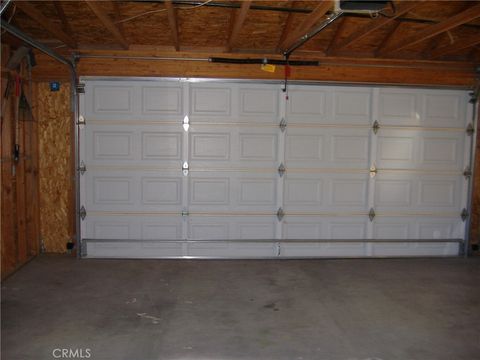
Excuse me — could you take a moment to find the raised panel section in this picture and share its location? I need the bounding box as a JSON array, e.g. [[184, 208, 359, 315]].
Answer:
[[189, 223, 229, 240], [190, 87, 231, 116], [142, 132, 182, 160], [333, 89, 371, 123], [424, 94, 461, 127], [286, 135, 323, 161], [286, 89, 326, 121], [373, 223, 409, 239], [142, 86, 182, 115], [331, 136, 368, 162], [190, 178, 229, 205], [283, 222, 322, 239], [190, 133, 230, 160], [239, 88, 278, 118], [238, 179, 276, 205], [418, 222, 453, 239], [418, 180, 455, 207], [141, 178, 182, 205], [141, 222, 182, 240], [93, 131, 133, 160], [93, 177, 132, 204], [239, 134, 277, 161], [284, 179, 323, 206], [93, 222, 131, 239], [330, 223, 366, 239], [237, 223, 275, 239], [379, 92, 417, 123], [421, 137, 458, 164], [330, 179, 367, 207], [375, 180, 412, 207], [377, 136, 414, 162], [93, 86, 133, 113]]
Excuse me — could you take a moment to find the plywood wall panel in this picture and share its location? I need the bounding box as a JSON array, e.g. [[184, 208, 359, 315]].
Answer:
[[36, 83, 72, 253]]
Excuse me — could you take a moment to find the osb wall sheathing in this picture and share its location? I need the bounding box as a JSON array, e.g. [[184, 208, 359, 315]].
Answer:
[[36, 82, 72, 253]]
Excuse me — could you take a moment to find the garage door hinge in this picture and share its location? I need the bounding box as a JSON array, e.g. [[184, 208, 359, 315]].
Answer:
[[181, 209, 189, 217], [466, 123, 475, 136], [78, 161, 86, 175], [77, 115, 86, 125], [278, 163, 286, 177], [75, 83, 85, 94], [463, 166, 472, 179], [277, 207, 285, 221], [369, 164, 377, 178], [368, 208, 376, 221], [79, 206, 87, 220], [276, 243, 281, 256], [372, 120, 380, 134], [279, 118, 287, 132], [182, 161, 189, 176], [461, 208, 468, 222]]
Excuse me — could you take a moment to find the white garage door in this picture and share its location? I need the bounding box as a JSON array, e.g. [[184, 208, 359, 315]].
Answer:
[[78, 78, 474, 258]]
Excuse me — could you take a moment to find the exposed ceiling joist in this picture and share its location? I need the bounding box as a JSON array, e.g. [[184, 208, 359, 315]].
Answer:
[[52, 2, 74, 39], [379, 3, 480, 56], [374, 20, 402, 56], [85, 0, 129, 50], [164, 0, 180, 51], [276, 2, 296, 52], [430, 34, 480, 59], [330, 1, 422, 53], [226, 0, 252, 52], [15, 1, 77, 48], [326, 17, 349, 55], [280, 0, 333, 51]]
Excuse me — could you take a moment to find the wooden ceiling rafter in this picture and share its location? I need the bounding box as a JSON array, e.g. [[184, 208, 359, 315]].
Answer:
[[276, 2, 296, 52], [279, 0, 333, 52], [52, 2, 74, 39], [378, 3, 480, 57], [15, 1, 77, 49], [84, 0, 129, 50], [329, 1, 423, 54], [374, 20, 402, 56], [164, 0, 180, 51], [325, 17, 349, 55], [226, 0, 252, 52], [430, 34, 480, 59]]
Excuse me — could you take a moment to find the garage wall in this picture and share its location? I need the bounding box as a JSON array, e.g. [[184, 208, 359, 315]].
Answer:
[[36, 82, 73, 253]]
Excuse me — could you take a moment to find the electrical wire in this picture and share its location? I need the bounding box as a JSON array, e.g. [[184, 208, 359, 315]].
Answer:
[[115, 0, 213, 24]]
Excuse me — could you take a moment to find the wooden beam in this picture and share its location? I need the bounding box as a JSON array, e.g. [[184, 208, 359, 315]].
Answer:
[[276, 2, 296, 52], [430, 34, 480, 59], [379, 3, 480, 56], [374, 20, 402, 56], [15, 2, 77, 48], [331, 1, 422, 53], [84, 0, 129, 50], [164, 0, 180, 51], [52, 2, 74, 38], [325, 17, 349, 55], [280, 1, 333, 51], [226, 0, 252, 52]]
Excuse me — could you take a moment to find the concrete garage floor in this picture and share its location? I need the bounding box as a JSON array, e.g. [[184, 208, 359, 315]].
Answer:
[[2, 255, 480, 360]]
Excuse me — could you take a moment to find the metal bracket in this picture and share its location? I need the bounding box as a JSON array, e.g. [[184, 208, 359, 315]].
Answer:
[[368, 208, 376, 222], [182, 115, 190, 132], [278, 163, 286, 177], [182, 161, 189, 176], [77, 115, 85, 125], [277, 207, 285, 221], [463, 166, 472, 180], [78, 161, 86, 175], [372, 120, 380, 135], [75, 82, 85, 94], [466, 123, 475, 136], [369, 164, 377, 178], [79, 206, 87, 221], [181, 209, 189, 217], [461, 208, 469, 222], [276, 243, 281, 256], [279, 118, 287, 132]]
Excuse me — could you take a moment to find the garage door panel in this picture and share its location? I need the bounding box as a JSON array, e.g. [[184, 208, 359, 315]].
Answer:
[[87, 241, 183, 258], [285, 128, 370, 168], [86, 171, 183, 211], [374, 174, 462, 212], [422, 91, 467, 128], [283, 219, 324, 239], [332, 87, 372, 123], [86, 124, 184, 166], [141, 85, 183, 116], [371, 242, 459, 257], [376, 130, 465, 170], [280, 243, 367, 257], [187, 242, 275, 258]]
